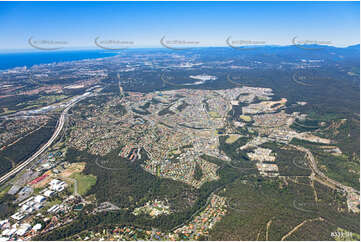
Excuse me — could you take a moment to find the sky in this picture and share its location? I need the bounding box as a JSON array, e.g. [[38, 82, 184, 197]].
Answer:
[[0, 1, 359, 51]]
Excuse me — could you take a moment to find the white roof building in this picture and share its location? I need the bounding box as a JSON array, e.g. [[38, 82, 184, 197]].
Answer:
[[34, 203, 43, 210], [16, 223, 31, 236], [25, 207, 34, 214], [32, 223, 42, 231], [1, 228, 10, 237], [34, 195, 46, 203], [19, 196, 33, 207], [21, 204, 29, 212], [44, 190, 55, 197], [2, 228, 16, 237], [47, 205, 60, 213], [50, 181, 66, 192], [49, 179, 61, 186], [41, 163, 52, 169], [11, 212, 25, 221], [49, 179, 67, 192]]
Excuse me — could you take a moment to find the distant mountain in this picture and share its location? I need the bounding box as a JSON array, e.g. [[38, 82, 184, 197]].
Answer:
[[346, 44, 360, 50]]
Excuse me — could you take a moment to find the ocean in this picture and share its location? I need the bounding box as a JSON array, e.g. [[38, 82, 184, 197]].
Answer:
[[0, 50, 118, 70]]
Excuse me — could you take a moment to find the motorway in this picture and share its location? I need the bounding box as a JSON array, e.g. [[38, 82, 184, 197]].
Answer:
[[0, 92, 91, 185], [290, 144, 358, 194]]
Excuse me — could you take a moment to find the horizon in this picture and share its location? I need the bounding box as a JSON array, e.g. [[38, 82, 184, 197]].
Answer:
[[0, 1, 359, 51], [0, 42, 359, 54]]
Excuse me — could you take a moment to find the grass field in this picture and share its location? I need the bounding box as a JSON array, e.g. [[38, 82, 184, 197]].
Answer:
[[71, 173, 97, 196], [225, 134, 241, 144], [0, 185, 11, 199], [239, 115, 252, 122]]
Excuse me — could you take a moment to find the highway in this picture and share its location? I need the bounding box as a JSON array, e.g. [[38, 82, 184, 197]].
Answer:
[[290, 144, 358, 194], [0, 92, 91, 185]]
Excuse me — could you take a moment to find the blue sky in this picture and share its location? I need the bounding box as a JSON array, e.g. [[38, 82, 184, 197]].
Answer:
[[0, 1, 359, 50]]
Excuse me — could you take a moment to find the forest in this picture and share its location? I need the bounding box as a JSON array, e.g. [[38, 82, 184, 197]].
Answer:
[[0, 117, 56, 176]]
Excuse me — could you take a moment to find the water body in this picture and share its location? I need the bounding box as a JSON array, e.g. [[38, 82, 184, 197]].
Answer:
[[0, 50, 118, 70]]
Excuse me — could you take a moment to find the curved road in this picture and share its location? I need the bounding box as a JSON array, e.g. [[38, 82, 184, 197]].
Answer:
[[289, 144, 358, 194], [0, 93, 90, 185]]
